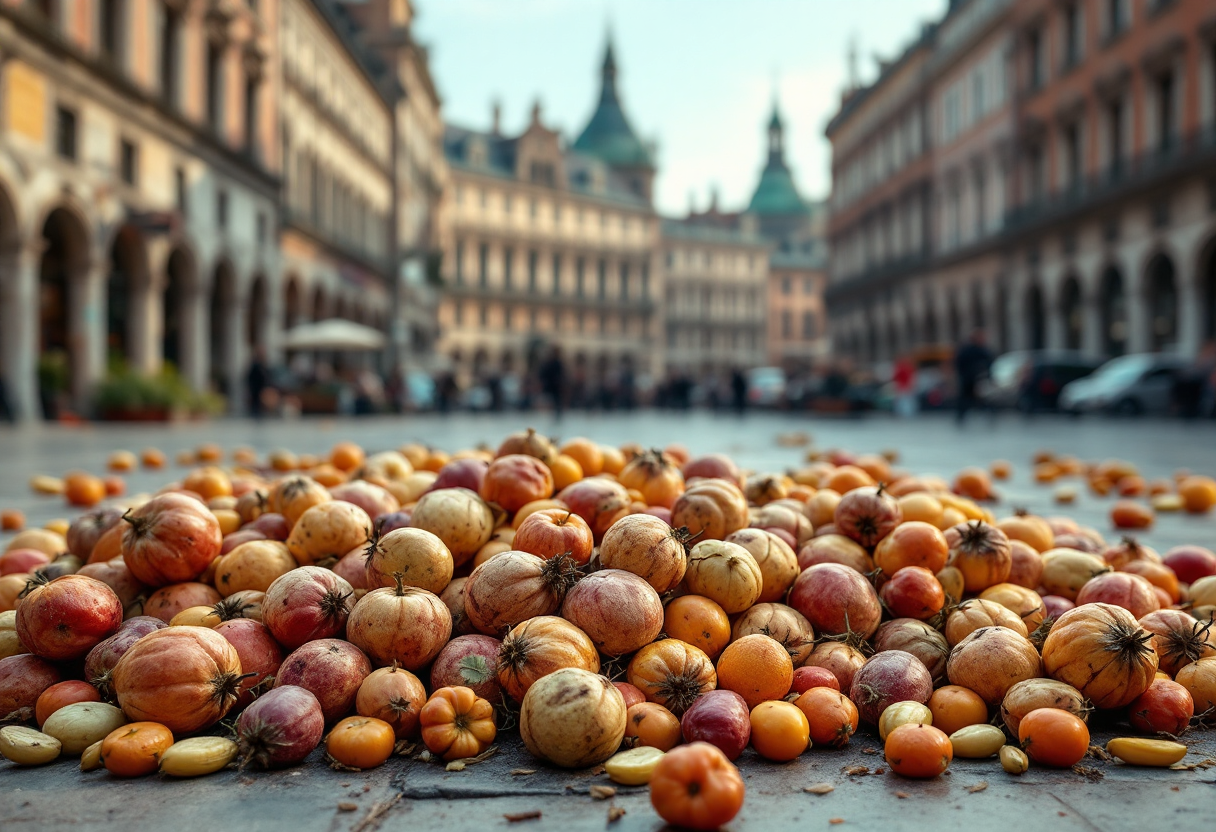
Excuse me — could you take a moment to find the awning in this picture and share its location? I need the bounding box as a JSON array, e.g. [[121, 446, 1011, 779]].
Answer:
[[281, 319, 387, 352]]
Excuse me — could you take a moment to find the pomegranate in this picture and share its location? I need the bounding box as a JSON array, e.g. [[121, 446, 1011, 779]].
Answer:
[[872, 619, 949, 684], [215, 619, 283, 709], [120, 493, 222, 586], [849, 650, 933, 725], [274, 639, 372, 724], [262, 566, 354, 650], [0, 654, 62, 720], [430, 634, 504, 704], [834, 486, 902, 548], [680, 689, 751, 761], [237, 685, 325, 768], [84, 616, 167, 700], [788, 563, 882, 639], [560, 569, 664, 656], [16, 574, 123, 660]]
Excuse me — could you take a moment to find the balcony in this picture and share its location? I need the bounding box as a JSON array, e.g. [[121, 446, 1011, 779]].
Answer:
[[1003, 126, 1216, 235], [443, 282, 656, 315]]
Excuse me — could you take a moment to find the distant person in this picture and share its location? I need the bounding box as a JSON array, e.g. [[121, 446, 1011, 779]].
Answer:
[[539, 347, 566, 419], [954, 329, 994, 424], [246, 349, 270, 419], [0, 377, 13, 424], [823, 363, 849, 399], [893, 356, 918, 418], [435, 371, 458, 414], [731, 369, 747, 416]]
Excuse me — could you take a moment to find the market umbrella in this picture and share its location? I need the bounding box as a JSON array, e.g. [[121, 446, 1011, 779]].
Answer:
[[281, 319, 387, 352]]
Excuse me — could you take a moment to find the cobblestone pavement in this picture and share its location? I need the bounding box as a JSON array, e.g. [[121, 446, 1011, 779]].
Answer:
[[2, 411, 1216, 832]]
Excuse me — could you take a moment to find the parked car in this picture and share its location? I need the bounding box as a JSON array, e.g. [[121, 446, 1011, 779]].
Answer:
[[747, 367, 786, 408], [982, 350, 1104, 412], [1058, 354, 1189, 415]]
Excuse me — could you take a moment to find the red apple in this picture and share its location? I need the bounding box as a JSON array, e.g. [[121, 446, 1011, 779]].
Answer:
[[247, 513, 292, 541], [1163, 546, 1216, 585], [0, 548, 51, 576], [681, 454, 741, 485], [513, 509, 594, 564], [215, 619, 284, 709], [330, 481, 399, 520], [680, 689, 751, 761], [1041, 595, 1075, 620], [430, 634, 503, 704], [790, 666, 841, 695], [220, 528, 269, 555], [429, 458, 489, 494]]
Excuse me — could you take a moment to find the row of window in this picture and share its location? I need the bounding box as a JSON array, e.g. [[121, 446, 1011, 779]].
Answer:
[[453, 242, 651, 300], [454, 186, 648, 235], [778, 310, 822, 340], [834, 108, 925, 210], [1025, 0, 1134, 93], [665, 248, 763, 277], [779, 276, 818, 296], [665, 330, 762, 351], [939, 47, 1009, 145], [664, 287, 765, 318], [449, 302, 646, 337], [286, 148, 388, 259]]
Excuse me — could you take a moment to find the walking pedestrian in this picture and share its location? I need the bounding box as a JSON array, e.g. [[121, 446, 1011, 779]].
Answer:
[[246, 349, 271, 420], [954, 329, 993, 425], [893, 355, 918, 418], [538, 346, 566, 420], [731, 369, 747, 416]]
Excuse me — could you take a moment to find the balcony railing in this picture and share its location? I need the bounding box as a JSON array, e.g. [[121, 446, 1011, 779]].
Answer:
[[443, 282, 656, 315]]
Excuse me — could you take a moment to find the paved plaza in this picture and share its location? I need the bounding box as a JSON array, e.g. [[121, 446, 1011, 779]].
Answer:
[[2, 411, 1215, 832]]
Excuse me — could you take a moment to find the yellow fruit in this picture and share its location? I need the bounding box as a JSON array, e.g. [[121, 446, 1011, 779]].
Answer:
[[1151, 494, 1184, 512], [1105, 738, 1187, 767], [1000, 745, 1029, 774], [29, 475, 65, 495], [604, 746, 665, 785], [41, 702, 127, 756], [80, 740, 104, 771], [948, 724, 1004, 759], [0, 726, 61, 766], [878, 701, 932, 741], [159, 737, 239, 777]]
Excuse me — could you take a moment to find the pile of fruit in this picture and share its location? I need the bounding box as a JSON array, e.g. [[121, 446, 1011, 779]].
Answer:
[[2, 432, 1216, 830]]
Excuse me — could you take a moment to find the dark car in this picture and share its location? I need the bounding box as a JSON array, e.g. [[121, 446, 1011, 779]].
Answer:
[[982, 350, 1104, 413]]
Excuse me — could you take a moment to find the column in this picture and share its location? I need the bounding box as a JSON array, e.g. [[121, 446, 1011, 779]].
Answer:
[[227, 295, 248, 414], [1176, 271, 1202, 358], [0, 245, 41, 422], [128, 280, 162, 375], [71, 254, 107, 416], [1126, 278, 1150, 354], [182, 283, 208, 392], [1082, 287, 1105, 356]]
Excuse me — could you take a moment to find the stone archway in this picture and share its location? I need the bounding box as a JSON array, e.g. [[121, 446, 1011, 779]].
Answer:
[[39, 206, 92, 417], [161, 245, 197, 374], [107, 224, 150, 369], [283, 276, 302, 331], [312, 285, 327, 322], [946, 292, 962, 345], [209, 260, 238, 397], [1100, 266, 1127, 356], [970, 284, 986, 333], [0, 182, 24, 419], [1145, 253, 1178, 351], [247, 273, 268, 355], [1060, 275, 1083, 350], [923, 301, 939, 345], [1025, 283, 1046, 350]]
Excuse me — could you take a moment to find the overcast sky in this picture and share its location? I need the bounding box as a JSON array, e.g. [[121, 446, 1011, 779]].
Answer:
[[413, 0, 947, 216]]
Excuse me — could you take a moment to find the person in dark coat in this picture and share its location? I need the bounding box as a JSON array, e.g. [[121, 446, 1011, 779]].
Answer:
[[538, 346, 566, 419], [730, 369, 747, 416], [954, 329, 994, 424], [246, 349, 271, 419]]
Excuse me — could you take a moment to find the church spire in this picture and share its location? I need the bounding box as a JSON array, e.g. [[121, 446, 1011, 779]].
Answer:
[[767, 95, 785, 163]]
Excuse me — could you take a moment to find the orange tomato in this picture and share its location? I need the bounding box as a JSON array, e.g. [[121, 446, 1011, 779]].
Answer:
[[624, 702, 682, 751], [826, 465, 875, 494], [35, 680, 102, 726], [330, 442, 366, 473], [715, 634, 793, 709], [0, 510, 24, 532], [1111, 500, 1153, 530], [196, 444, 223, 463], [749, 700, 809, 761], [1018, 707, 1089, 768], [1179, 476, 1216, 513], [141, 448, 166, 469], [873, 521, 949, 576], [927, 685, 989, 736], [663, 595, 731, 660], [419, 686, 497, 762], [884, 723, 952, 778], [100, 722, 175, 777], [325, 716, 396, 769], [794, 687, 858, 748], [548, 454, 584, 492], [559, 438, 604, 477], [64, 471, 106, 508], [649, 742, 745, 831]]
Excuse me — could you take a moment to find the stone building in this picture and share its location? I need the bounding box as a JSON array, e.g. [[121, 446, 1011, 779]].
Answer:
[[661, 215, 769, 377], [436, 38, 661, 391], [279, 0, 394, 352], [0, 0, 281, 420], [826, 0, 1216, 365]]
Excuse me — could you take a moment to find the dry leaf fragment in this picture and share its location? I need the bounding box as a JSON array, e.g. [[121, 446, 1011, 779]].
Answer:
[[510, 769, 537, 776], [829, 819, 845, 825], [505, 811, 542, 823], [1087, 744, 1113, 762], [874, 768, 885, 775], [1071, 764, 1104, 781], [967, 782, 988, 793], [590, 765, 605, 775], [895, 792, 910, 799], [445, 761, 466, 772], [589, 785, 617, 800], [861, 747, 878, 755], [607, 807, 626, 823], [842, 765, 870, 776], [804, 783, 834, 795], [337, 803, 358, 812]]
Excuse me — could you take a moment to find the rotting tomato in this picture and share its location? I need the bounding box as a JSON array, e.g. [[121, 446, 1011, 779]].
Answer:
[[325, 716, 395, 769], [100, 722, 174, 777], [883, 722, 951, 778], [1018, 707, 1089, 768], [649, 741, 745, 831]]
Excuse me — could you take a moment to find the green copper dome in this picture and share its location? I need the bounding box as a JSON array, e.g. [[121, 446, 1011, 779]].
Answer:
[[573, 37, 654, 169], [747, 100, 807, 216]]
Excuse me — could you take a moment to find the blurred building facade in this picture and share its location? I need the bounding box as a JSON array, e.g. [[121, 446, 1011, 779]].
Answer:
[[825, 0, 1216, 363], [0, 0, 281, 420], [436, 38, 661, 389], [0, 0, 445, 421]]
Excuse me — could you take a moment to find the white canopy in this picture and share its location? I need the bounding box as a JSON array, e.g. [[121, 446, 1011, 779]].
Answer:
[[281, 319, 387, 352]]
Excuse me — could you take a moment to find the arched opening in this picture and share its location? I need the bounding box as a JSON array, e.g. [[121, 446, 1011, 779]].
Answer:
[[946, 293, 962, 344], [312, 285, 327, 322], [1060, 276, 1083, 350], [247, 273, 268, 355], [1100, 266, 1127, 356], [209, 261, 237, 396], [1145, 253, 1177, 351], [905, 308, 918, 350], [107, 225, 149, 368], [283, 277, 301, 331], [971, 284, 986, 332], [161, 246, 195, 371], [333, 297, 348, 321], [1026, 283, 1045, 350], [0, 184, 22, 417], [39, 207, 90, 418]]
